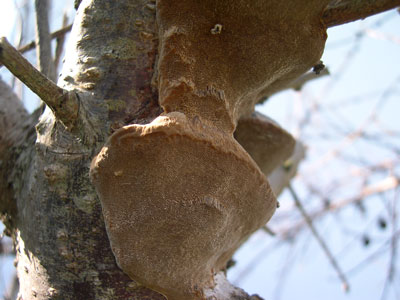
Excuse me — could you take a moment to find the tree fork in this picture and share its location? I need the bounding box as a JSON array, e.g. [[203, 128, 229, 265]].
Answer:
[[0, 38, 79, 129]]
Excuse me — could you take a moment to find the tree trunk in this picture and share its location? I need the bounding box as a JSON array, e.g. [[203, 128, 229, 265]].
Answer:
[[0, 0, 399, 299], [4, 1, 166, 299]]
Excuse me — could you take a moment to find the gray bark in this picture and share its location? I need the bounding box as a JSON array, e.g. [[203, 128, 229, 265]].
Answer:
[[34, 0, 57, 81], [4, 0, 165, 299]]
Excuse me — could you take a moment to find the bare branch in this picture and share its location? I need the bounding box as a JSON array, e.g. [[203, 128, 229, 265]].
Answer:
[[0, 24, 73, 69], [276, 176, 399, 239], [288, 184, 351, 292], [288, 69, 330, 91], [271, 69, 330, 98], [268, 142, 306, 197], [257, 68, 330, 103], [0, 236, 14, 255], [54, 14, 69, 72], [323, 0, 400, 28], [345, 230, 400, 276], [34, 0, 56, 81], [17, 24, 72, 55], [0, 38, 78, 129], [262, 226, 276, 236], [385, 188, 399, 288]]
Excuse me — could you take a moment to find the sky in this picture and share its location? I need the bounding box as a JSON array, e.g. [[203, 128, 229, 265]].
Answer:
[[234, 10, 400, 300], [0, 2, 16, 37], [0, 1, 399, 300]]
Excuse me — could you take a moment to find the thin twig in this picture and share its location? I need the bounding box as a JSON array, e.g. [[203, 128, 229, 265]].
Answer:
[[265, 69, 330, 99], [34, 0, 56, 81], [231, 240, 286, 286], [11, 0, 25, 92], [268, 141, 306, 197], [18, 24, 72, 54], [381, 186, 399, 300], [0, 38, 62, 99], [262, 226, 276, 236], [54, 14, 69, 72], [288, 69, 330, 91], [0, 24, 73, 69], [323, 0, 400, 28], [273, 243, 298, 300], [345, 229, 400, 276], [288, 183, 351, 292], [0, 37, 78, 129], [276, 176, 399, 238], [388, 187, 398, 281]]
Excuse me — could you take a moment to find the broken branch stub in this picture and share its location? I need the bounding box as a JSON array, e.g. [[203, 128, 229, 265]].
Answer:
[[0, 37, 79, 129], [90, 0, 330, 299]]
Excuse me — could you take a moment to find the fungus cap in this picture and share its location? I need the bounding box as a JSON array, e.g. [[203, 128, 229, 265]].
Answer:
[[235, 112, 296, 176], [90, 112, 276, 299]]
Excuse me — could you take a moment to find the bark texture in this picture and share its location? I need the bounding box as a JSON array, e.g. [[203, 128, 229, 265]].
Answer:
[[0, 79, 30, 232], [35, 0, 56, 81], [0, 0, 398, 299], [4, 0, 166, 299], [323, 0, 400, 27]]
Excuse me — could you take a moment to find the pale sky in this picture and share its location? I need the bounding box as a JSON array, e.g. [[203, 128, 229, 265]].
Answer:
[[0, 1, 17, 38]]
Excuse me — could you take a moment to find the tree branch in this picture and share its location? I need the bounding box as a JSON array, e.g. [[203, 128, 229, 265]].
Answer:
[[287, 68, 330, 91], [276, 176, 399, 240], [256, 67, 330, 103], [268, 142, 306, 197], [323, 0, 400, 28], [34, 0, 56, 81], [18, 24, 72, 55], [288, 184, 350, 292], [54, 14, 69, 72], [0, 38, 78, 129], [0, 24, 73, 69]]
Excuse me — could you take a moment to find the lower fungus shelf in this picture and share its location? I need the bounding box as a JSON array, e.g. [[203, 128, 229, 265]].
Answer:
[[90, 112, 277, 299]]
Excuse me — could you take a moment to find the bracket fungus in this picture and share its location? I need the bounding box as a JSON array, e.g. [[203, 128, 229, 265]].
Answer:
[[90, 112, 277, 299], [90, 0, 329, 299]]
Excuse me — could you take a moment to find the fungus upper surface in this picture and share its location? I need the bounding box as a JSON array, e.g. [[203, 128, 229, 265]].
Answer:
[[157, 0, 329, 132]]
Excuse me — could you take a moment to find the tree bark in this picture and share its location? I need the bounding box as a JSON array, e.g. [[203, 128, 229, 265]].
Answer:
[[323, 0, 400, 28], [3, 0, 166, 299], [0, 0, 398, 299], [34, 0, 56, 81], [0, 79, 29, 232]]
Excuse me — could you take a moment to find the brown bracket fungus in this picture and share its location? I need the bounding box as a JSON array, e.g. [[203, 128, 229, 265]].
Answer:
[[235, 112, 296, 177], [90, 112, 276, 299], [90, 0, 330, 299]]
